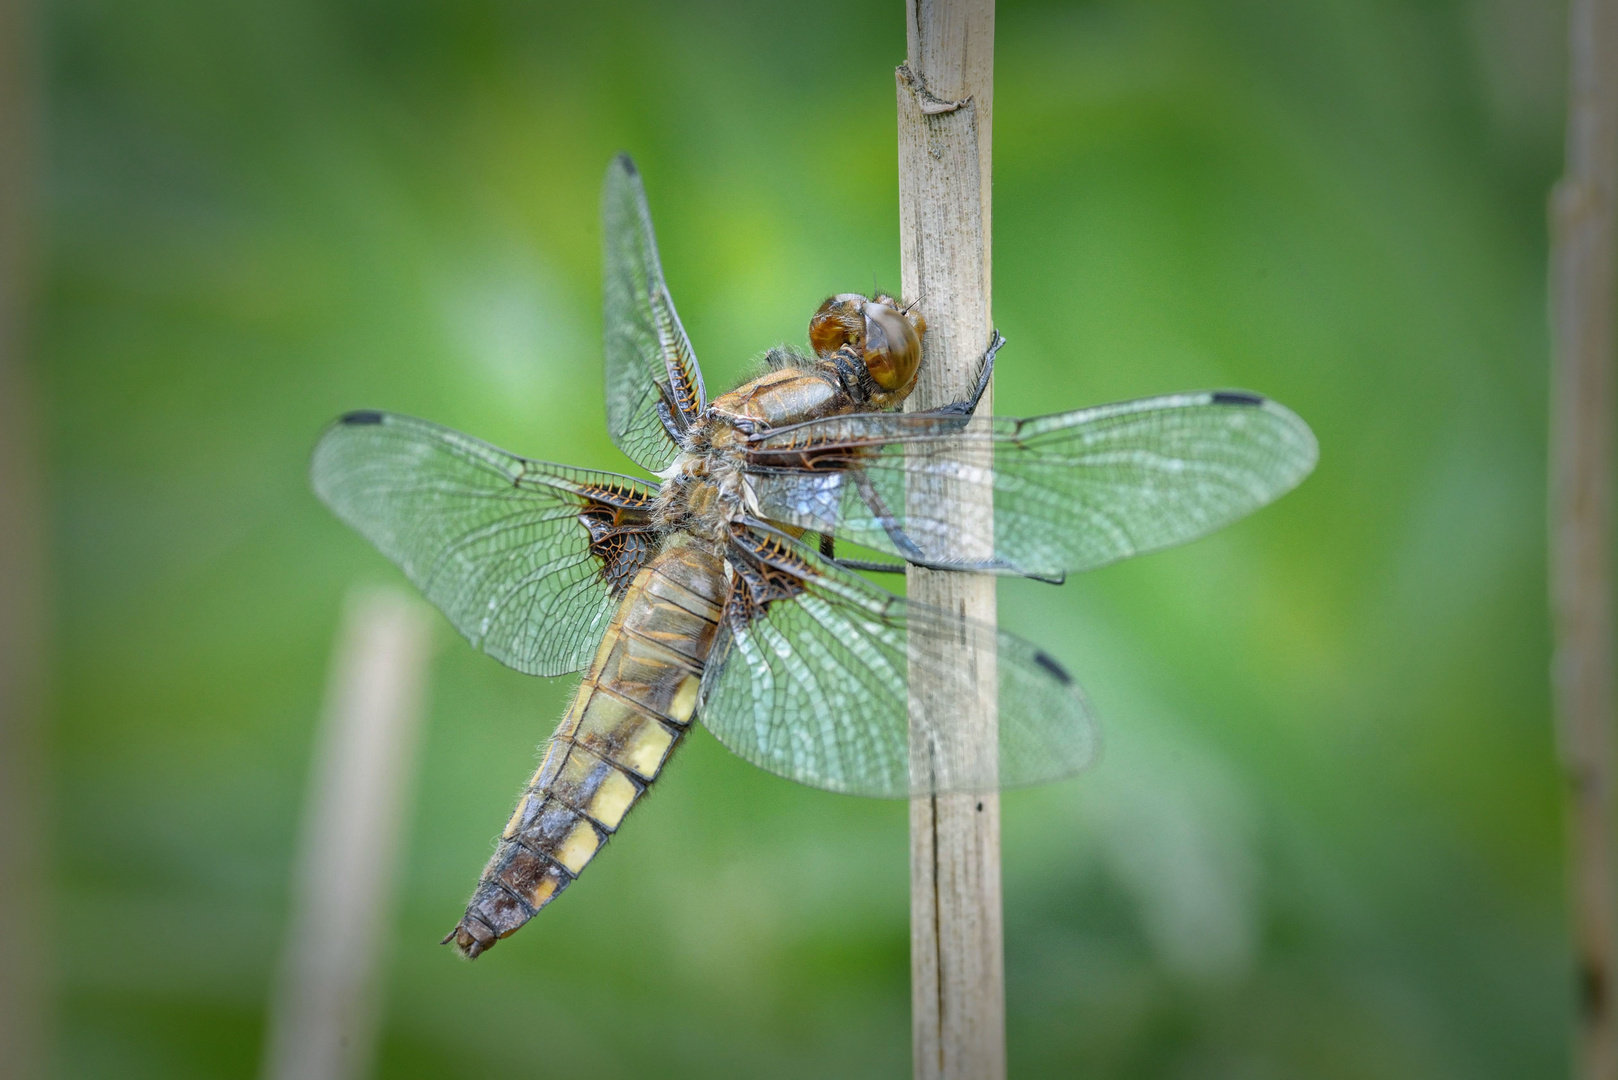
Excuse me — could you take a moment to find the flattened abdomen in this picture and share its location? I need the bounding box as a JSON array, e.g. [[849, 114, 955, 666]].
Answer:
[[446, 539, 725, 958]]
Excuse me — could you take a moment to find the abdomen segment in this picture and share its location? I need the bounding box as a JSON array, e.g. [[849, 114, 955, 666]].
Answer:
[[445, 539, 726, 958]]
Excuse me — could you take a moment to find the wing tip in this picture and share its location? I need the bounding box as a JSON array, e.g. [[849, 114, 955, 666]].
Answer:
[[1211, 390, 1321, 478], [311, 411, 388, 497], [609, 151, 639, 179]]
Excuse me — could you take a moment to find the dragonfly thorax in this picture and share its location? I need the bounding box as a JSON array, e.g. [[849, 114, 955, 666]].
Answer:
[[708, 367, 843, 429], [652, 446, 749, 543]]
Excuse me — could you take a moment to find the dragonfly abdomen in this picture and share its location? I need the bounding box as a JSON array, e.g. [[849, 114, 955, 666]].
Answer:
[[445, 539, 726, 958]]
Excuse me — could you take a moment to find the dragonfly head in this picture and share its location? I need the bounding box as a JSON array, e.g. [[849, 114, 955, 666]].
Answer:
[[809, 293, 926, 394]]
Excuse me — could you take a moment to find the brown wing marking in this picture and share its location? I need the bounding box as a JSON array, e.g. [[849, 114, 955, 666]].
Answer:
[[571, 496, 653, 598], [657, 307, 706, 427], [573, 479, 657, 509], [573, 478, 659, 598], [742, 427, 875, 474], [724, 524, 813, 625]]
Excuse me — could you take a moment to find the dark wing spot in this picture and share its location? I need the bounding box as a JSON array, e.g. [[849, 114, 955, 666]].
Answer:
[[614, 152, 639, 178], [1211, 391, 1264, 407], [340, 410, 385, 425], [1033, 651, 1072, 685]]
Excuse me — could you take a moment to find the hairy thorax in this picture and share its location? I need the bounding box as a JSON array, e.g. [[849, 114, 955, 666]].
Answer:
[[650, 421, 744, 543], [653, 363, 857, 542]]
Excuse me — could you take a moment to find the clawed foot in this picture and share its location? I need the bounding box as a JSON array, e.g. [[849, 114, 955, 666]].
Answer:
[[929, 330, 1004, 418]]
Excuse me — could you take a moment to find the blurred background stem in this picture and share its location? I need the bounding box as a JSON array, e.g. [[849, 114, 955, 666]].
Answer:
[[1549, 0, 1618, 1076], [0, 0, 48, 1072], [261, 588, 432, 1080]]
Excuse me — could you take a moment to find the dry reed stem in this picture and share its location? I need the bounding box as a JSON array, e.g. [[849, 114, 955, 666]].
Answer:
[[898, 2, 1004, 1077]]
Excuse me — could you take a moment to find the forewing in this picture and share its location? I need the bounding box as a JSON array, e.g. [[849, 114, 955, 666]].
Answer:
[[745, 391, 1317, 580], [602, 154, 705, 473], [311, 411, 658, 676], [698, 537, 1097, 798]]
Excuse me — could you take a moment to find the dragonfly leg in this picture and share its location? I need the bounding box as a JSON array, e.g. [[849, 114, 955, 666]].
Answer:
[[850, 469, 934, 563], [833, 557, 909, 575], [923, 330, 1004, 419], [817, 529, 906, 574], [850, 467, 1065, 584]]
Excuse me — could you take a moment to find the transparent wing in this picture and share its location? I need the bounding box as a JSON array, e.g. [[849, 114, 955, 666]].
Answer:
[[699, 537, 1097, 798], [602, 154, 705, 473], [744, 391, 1317, 581], [311, 411, 658, 677]]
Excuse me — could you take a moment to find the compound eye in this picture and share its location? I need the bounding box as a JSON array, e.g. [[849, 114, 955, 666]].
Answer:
[[861, 302, 922, 391], [808, 294, 867, 357]]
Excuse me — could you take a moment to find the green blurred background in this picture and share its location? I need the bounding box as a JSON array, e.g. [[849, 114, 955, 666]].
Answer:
[[29, 0, 1570, 1075]]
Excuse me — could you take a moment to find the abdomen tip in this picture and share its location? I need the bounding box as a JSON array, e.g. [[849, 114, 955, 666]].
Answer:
[[443, 922, 491, 960]]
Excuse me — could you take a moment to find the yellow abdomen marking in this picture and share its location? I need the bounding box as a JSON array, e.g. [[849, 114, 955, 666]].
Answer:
[[555, 819, 602, 874], [619, 716, 676, 778], [584, 762, 638, 830], [669, 674, 700, 725]]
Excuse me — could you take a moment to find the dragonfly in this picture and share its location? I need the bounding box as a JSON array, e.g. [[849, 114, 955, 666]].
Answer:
[[311, 154, 1317, 959]]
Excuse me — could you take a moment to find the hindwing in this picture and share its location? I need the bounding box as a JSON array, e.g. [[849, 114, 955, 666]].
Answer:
[[311, 411, 660, 676]]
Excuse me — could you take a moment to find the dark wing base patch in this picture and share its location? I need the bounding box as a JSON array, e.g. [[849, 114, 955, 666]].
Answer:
[[578, 504, 658, 598], [724, 524, 811, 624]]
